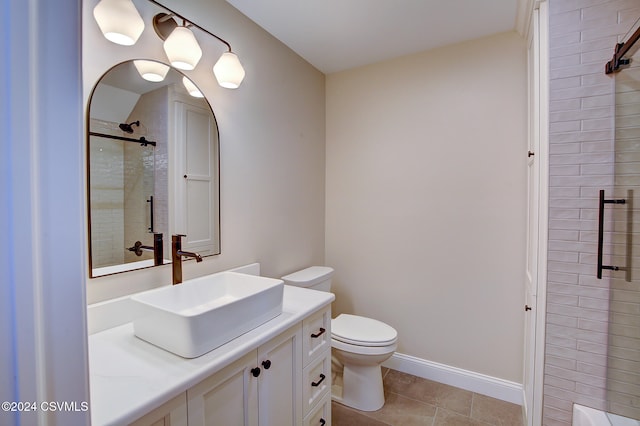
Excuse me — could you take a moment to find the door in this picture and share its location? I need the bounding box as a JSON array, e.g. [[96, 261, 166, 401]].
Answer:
[[187, 351, 258, 426], [523, 8, 539, 416], [605, 25, 640, 419], [174, 99, 220, 256], [523, 3, 549, 425], [257, 325, 303, 426]]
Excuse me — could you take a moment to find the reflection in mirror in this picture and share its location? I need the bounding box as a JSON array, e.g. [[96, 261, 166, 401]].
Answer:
[[88, 60, 220, 277]]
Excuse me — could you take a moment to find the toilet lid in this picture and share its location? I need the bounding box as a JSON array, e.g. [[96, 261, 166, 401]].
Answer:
[[331, 314, 397, 347]]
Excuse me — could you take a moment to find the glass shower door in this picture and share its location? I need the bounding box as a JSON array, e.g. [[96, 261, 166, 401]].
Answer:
[[606, 22, 640, 419]]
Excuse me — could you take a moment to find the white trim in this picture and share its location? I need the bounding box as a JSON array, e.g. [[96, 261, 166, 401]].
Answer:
[[382, 352, 523, 405], [532, 2, 549, 425], [516, 0, 541, 38]]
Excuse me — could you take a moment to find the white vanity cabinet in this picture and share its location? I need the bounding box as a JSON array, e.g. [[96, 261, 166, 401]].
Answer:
[[186, 307, 332, 426], [186, 323, 309, 426], [90, 284, 335, 426]]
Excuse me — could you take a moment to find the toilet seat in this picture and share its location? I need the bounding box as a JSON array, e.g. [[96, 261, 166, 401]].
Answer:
[[332, 337, 397, 356], [332, 314, 397, 347]]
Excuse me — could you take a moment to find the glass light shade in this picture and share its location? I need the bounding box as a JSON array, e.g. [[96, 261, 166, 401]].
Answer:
[[163, 27, 202, 71], [213, 52, 246, 89], [133, 60, 170, 82], [93, 0, 145, 46], [182, 77, 204, 98]]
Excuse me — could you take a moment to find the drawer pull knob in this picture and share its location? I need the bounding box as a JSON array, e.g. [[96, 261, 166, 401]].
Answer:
[[320, 419, 326, 426], [262, 359, 272, 369], [311, 373, 326, 387], [311, 328, 326, 338], [251, 367, 261, 377]]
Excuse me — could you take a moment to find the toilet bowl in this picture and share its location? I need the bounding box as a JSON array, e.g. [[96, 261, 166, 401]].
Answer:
[[331, 314, 397, 411], [282, 266, 398, 412]]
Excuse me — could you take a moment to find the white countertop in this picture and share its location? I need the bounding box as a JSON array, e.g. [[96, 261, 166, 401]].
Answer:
[[89, 285, 334, 426]]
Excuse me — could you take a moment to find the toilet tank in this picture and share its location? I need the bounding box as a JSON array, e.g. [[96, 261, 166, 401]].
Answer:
[[282, 266, 333, 292]]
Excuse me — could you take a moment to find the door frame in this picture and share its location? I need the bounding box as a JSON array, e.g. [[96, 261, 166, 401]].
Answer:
[[522, 1, 549, 425]]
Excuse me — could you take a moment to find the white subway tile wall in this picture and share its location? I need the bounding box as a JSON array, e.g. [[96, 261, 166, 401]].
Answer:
[[545, 0, 639, 424], [89, 119, 125, 268], [88, 87, 170, 270]]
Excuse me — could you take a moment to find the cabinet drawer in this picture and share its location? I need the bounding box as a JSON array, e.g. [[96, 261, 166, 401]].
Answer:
[[302, 351, 331, 416], [303, 393, 331, 426], [303, 307, 331, 365]]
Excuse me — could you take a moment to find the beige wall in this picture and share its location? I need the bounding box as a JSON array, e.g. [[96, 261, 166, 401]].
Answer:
[[84, 0, 527, 386], [325, 32, 527, 382], [84, 0, 326, 302]]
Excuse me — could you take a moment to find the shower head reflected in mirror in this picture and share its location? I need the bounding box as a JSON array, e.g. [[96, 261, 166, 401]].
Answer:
[[119, 120, 140, 134]]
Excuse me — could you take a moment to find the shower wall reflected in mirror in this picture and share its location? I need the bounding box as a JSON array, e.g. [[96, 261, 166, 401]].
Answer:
[[89, 95, 164, 273]]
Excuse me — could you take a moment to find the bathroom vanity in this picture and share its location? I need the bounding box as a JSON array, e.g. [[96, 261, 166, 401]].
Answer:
[[89, 274, 333, 426]]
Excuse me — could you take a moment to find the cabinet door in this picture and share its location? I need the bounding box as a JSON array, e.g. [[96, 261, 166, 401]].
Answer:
[[187, 351, 258, 426], [129, 394, 188, 426], [257, 324, 303, 426]]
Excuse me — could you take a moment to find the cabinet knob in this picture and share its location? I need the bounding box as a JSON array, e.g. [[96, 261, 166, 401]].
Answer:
[[251, 367, 261, 377], [525, 305, 532, 311], [262, 360, 272, 370], [320, 419, 326, 426]]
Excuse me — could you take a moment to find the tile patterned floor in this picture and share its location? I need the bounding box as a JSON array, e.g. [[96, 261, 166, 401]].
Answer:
[[332, 369, 524, 426]]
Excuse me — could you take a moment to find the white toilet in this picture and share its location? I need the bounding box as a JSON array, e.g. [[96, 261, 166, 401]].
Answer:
[[282, 266, 398, 412]]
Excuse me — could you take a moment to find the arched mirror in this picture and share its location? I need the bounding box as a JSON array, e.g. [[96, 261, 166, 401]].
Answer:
[[87, 60, 220, 277]]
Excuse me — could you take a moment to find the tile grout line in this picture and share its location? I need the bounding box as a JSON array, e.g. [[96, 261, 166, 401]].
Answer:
[[470, 392, 476, 420]]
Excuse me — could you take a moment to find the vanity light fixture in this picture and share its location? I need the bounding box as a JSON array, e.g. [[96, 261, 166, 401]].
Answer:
[[182, 77, 204, 98], [93, 0, 145, 46], [133, 60, 170, 82], [149, 2, 246, 89]]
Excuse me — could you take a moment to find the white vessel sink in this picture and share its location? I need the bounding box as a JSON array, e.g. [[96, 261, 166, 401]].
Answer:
[[130, 271, 284, 358]]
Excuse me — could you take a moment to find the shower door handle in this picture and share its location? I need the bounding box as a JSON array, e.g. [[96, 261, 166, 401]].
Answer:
[[597, 190, 626, 278], [147, 196, 154, 233]]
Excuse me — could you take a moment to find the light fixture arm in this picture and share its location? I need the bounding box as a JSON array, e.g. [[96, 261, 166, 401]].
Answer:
[[148, 0, 233, 52]]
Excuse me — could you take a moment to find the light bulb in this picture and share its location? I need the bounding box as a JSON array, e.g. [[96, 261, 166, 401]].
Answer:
[[93, 0, 145, 46], [182, 77, 204, 98], [133, 60, 170, 82], [213, 52, 246, 89], [163, 27, 202, 71]]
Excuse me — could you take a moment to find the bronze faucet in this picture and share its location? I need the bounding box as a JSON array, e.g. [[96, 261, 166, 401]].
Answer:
[[171, 234, 203, 285], [127, 233, 164, 266]]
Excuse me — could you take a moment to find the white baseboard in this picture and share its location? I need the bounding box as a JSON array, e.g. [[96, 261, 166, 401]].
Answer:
[[382, 352, 523, 406]]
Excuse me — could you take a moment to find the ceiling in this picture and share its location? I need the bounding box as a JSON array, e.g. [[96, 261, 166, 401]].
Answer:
[[225, 0, 521, 74]]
